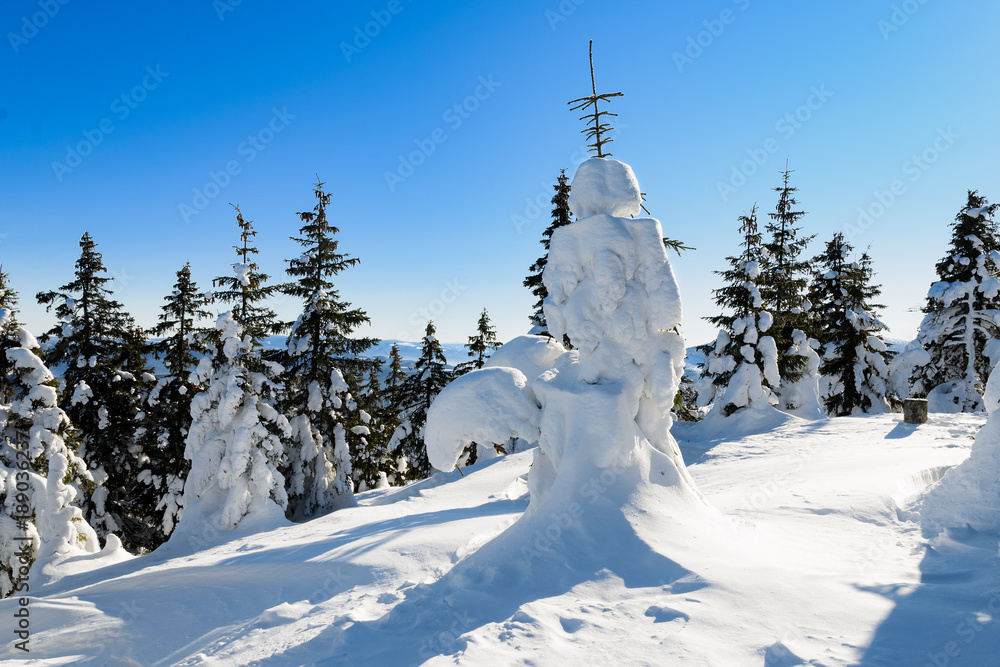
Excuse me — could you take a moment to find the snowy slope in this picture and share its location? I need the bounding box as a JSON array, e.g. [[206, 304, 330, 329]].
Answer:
[[4, 413, 999, 666]]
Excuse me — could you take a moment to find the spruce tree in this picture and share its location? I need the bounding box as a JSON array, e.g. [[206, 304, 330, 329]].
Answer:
[[911, 191, 1000, 409], [211, 205, 285, 350], [143, 263, 214, 538], [808, 235, 892, 416], [350, 358, 393, 491], [0, 271, 99, 596], [389, 322, 451, 480], [696, 206, 780, 415], [180, 311, 290, 532], [280, 180, 378, 518], [36, 233, 154, 549], [454, 308, 500, 376], [525, 171, 572, 333]]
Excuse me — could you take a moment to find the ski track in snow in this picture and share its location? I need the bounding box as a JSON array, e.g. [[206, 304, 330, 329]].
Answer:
[[3, 413, 1000, 665]]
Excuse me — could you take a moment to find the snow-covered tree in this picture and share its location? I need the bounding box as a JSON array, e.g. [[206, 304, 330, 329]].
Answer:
[[697, 205, 779, 415], [911, 191, 1000, 410], [279, 180, 378, 518], [524, 170, 572, 334], [389, 323, 451, 480], [808, 236, 892, 416], [178, 312, 290, 532], [0, 272, 98, 596], [35, 233, 154, 549], [454, 308, 500, 377], [759, 168, 814, 383], [143, 263, 214, 540], [349, 359, 393, 492]]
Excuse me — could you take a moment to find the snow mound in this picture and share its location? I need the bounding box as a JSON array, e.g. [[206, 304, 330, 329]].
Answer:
[[484, 334, 567, 381], [425, 367, 541, 472], [567, 158, 643, 219], [926, 380, 969, 413], [918, 371, 1000, 536]]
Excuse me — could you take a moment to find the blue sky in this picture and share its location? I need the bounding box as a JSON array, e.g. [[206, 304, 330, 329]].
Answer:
[[1, 1, 997, 346]]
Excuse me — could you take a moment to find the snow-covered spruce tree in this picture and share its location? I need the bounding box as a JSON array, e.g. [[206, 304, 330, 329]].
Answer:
[[808, 235, 892, 416], [524, 170, 573, 334], [380, 344, 407, 483], [143, 263, 214, 540], [349, 359, 393, 492], [35, 233, 155, 549], [0, 272, 98, 596], [758, 167, 819, 411], [696, 205, 779, 415], [389, 322, 451, 480], [278, 180, 378, 518], [454, 308, 500, 377], [178, 311, 290, 533], [911, 191, 1000, 410]]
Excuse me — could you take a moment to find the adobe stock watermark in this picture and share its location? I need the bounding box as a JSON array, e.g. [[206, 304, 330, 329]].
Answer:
[[213, 0, 244, 21], [716, 84, 833, 202], [51, 65, 170, 183], [545, 0, 587, 30], [672, 0, 751, 73], [878, 0, 930, 40], [7, 0, 71, 54], [384, 75, 501, 192], [843, 127, 958, 242], [395, 278, 467, 341], [340, 0, 411, 62], [922, 588, 1000, 667], [178, 107, 295, 224]]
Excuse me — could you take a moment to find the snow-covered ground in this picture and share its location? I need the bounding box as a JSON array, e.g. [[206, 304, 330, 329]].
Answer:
[[4, 411, 998, 666]]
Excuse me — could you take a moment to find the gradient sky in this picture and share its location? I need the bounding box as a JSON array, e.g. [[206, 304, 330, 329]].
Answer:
[[2, 1, 997, 347]]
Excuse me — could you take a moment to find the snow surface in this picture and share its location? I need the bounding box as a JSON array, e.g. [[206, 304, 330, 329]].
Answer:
[[567, 158, 643, 219], [6, 413, 999, 665]]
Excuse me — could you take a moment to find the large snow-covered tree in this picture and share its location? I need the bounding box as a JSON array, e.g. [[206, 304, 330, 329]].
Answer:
[[697, 205, 779, 415], [524, 170, 573, 334], [808, 235, 892, 416], [0, 272, 98, 596], [279, 180, 378, 518], [389, 322, 451, 480], [35, 233, 154, 549], [179, 311, 290, 533], [910, 191, 1000, 410], [143, 263, 214, 540]]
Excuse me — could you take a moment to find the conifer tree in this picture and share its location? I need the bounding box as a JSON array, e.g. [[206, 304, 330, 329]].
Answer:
[[279, 180, 378, 518], [525, 171, 572, 333], [347, 359, 393, 492], [179, 311, 290, 532], [454, 308, 500, 376], [911, 191, 1000, 409], [389, 322, 451, 479], [212, 205, 285, 350], [1, 271, 99, 596], [696, 206, 780, 415], [36, 233, 154, 549], [808, 235, 892, 416], [143, 263, 214, 538]]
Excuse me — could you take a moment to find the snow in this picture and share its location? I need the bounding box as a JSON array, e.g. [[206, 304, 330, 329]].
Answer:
[[6, 413, 1000, 665], [425, 367, 540, 472], [483, 334, 567, 381], [566, 158, 643, 219]]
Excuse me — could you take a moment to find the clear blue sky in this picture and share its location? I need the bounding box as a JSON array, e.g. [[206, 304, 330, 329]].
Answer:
[[2, 1, 997, 346]]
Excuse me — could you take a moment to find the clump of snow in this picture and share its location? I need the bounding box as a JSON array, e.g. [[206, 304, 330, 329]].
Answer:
[[567, 158, 643, 219], [425, 367, 540, 472], [484, 335, 567, 381], [926, 380, 967, 413]]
